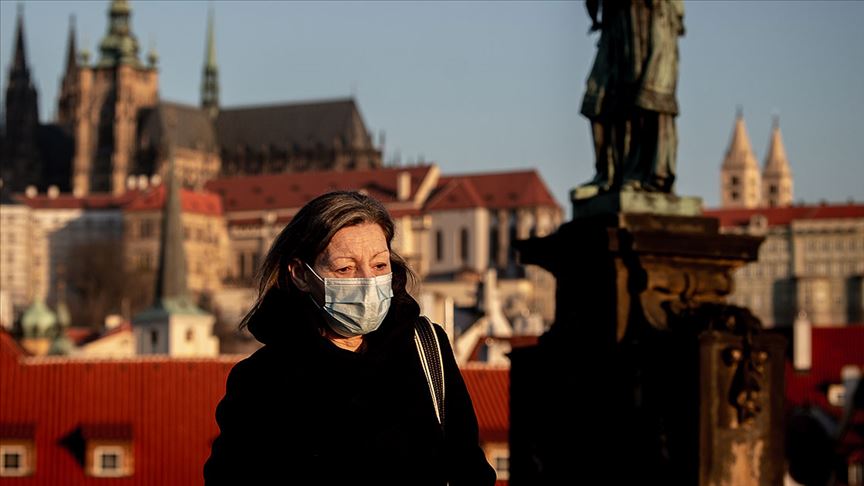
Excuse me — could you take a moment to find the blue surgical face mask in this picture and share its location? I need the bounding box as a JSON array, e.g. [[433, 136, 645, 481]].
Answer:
[[304, 263, 393, 337]]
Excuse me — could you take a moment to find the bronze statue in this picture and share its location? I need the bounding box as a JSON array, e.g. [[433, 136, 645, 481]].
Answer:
[[579, 0, 685, 195]]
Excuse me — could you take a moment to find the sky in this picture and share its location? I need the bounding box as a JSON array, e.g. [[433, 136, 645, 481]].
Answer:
[[0, 0, 862, 215]]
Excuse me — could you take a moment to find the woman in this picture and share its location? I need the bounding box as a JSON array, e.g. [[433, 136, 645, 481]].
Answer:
[[204, 191, 496, 485]]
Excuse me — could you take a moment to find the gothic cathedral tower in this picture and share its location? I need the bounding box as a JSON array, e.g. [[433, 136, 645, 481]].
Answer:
[[760, 117, 793, 208], [60, 0, 159, 196], [1, 6, 42, 192], [721, 111, 762, 209]]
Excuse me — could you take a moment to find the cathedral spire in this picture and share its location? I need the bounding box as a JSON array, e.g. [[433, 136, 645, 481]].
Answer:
[[761, 116, 793, 207], [64, 15, 78, 74], [153, 152, 192, 308], [763, 116, 790, 173], [10, 4, 31, 82], [2, 2, 41, 192], [722, 111, 759, 170], [720, 111, 762, 208], [200, 7, 219, 119]]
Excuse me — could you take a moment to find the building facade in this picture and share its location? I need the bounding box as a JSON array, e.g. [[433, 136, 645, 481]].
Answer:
[[205, 164, 563, 327], [706, 204, 864, 327], [122, 184, 229, 297], [0, 188, 44, 318]]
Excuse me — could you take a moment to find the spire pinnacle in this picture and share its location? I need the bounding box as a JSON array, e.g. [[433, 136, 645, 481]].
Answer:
[[12, 3, 28, 75], [200, 7, 219, 118], [64, 15, 78, 73], [723, 111, 758, 170], [763, 117, 790, 174], [205, 8, 217, 69]]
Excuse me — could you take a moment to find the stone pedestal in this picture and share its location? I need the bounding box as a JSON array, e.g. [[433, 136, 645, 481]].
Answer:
[[510, 208, 786, 485]]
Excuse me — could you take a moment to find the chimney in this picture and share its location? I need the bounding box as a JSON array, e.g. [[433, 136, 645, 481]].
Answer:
[[793, 311, 812, 371], [47, 185, 59, 199], [397, 171, 411, 202], [104, 314, 123, 330]]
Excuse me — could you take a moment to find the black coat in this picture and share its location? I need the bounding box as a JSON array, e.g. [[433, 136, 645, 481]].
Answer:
[[203, 289, 497, 485]]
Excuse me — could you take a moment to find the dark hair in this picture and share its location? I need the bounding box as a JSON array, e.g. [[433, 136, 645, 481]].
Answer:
[[239, 191, 415, 337]]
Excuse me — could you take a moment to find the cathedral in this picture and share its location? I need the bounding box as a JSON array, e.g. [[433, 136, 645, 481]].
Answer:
[[0, 0, 383, 196]]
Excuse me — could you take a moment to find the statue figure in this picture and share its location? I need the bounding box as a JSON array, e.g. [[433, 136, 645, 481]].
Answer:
[[579, 0, 685, 195]]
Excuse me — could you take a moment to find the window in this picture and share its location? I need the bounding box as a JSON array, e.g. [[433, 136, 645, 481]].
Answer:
[[827, 384, 846, 407], [237, 252, 246, 279], [769, 185, 777, 194], [91, 445, 131, 477], [492, 452, 509, 480], [460, 228, 470, 264], [731, 176, 739, 186], [251, 252, 261, 274], [0, 444, 32, 477], [186, 327, 195, 342], [150, 330, 159, 349], [140, 219, 153, 239], [435, 230, 443, 262], [730, 191, 739, 201], [489, 227, 499, 269]]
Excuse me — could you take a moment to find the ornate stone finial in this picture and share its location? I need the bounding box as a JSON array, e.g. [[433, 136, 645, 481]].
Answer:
[[78, 32, 91, 65], [79, 48, 91, 65], [147, 39, 159, 67]]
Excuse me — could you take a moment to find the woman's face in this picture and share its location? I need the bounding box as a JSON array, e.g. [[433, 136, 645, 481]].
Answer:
[[291, 221, 392, 306], [313, 222, 391, 279]]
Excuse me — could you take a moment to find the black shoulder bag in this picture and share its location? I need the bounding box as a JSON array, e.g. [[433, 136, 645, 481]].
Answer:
[[414, 316, 445, 426]]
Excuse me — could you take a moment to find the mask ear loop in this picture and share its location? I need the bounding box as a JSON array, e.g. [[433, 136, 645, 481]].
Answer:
[[304, 262, 325, 283]]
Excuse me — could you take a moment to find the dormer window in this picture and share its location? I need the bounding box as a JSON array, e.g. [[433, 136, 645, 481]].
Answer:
[[0, 423, 35, 477], [0, 444, 32, 477], [82, 424, 134, 478], [92, 445, 129, 477]]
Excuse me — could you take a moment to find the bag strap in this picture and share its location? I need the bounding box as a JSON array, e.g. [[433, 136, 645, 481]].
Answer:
[[414, 316, 445, 426]]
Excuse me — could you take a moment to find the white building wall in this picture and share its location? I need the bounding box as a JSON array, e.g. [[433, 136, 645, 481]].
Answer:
[[427, 208, 489, 275], [0, 203, 38, 315], [168, 314, 219, 357]]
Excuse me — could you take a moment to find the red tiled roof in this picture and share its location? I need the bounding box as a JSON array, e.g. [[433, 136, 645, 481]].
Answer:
[[462, 366, 509, 443], [705, 203, 864, 228], [205, 165, 434, 213], [0, 330, 238, 485], [125, 185, 223, 216], [435, 170, 559, 210], [81, 423, 133, 440], [786, 326, 864, 415], [65, 327, 98, 346], [0, 423, 36, 439], [0, 330, 510, 483], [426, 178, 485, 211]]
